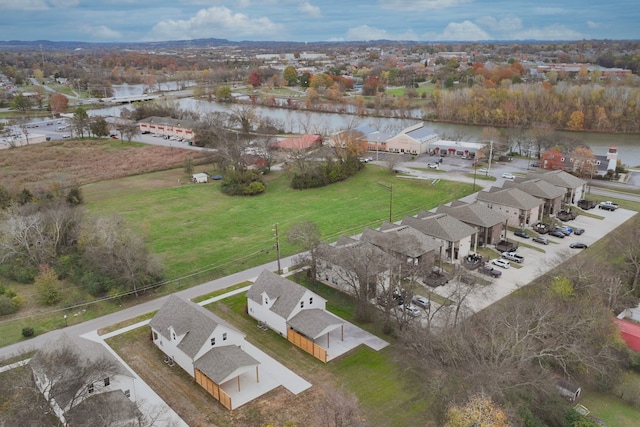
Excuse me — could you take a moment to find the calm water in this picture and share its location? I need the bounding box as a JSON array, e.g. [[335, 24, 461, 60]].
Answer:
[[91, 95, 640, 166]]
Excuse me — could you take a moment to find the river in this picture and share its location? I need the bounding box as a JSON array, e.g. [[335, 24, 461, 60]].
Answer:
[[91, 93, 640, 167]]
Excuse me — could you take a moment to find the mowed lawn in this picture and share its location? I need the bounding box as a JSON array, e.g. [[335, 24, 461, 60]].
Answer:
[[83, 165, 474, 280]]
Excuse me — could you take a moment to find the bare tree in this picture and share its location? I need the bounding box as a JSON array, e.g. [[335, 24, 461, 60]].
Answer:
[[80, 213, 163, 296], [287, 221, 322, 278]]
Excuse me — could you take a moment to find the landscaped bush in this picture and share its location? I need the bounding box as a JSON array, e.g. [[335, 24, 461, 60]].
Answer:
[[0, 295, 19, 316], [21, 327, 34, 337], [220, 170, 266, 196], [291, 157, 363, 189]]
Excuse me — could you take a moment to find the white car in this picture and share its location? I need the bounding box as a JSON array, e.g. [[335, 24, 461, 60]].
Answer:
[[427, 163, 439, 169], [491, 258, 510, 269], [501, 173, 515, 180], [477, 168, 489, 174], [61, 134, 71, 139], [402, 304, 421, 317], [411, 295, 431, 309]]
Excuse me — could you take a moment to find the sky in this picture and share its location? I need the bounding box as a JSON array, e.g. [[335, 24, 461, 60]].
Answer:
[[0, 0, 638, 43]]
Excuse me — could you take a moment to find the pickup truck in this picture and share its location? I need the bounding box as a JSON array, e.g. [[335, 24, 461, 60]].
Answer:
[[501, 251, 524, 263], [478, 265, 502, 278], [598, 201, 619, 211], [495, 240, 518, 252]]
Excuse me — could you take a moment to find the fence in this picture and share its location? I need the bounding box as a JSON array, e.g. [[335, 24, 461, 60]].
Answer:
[[195, 369, 232, 410], [287, 328, 327, 363]]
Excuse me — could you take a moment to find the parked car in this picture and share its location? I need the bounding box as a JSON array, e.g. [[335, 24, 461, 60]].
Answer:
[[599, 201, 619, 211], [110, 134, 118, 139], [557, 210, 577, 221], [478, 265, 502, 278], [514, 230, 530, 239], [501, 251, 524, 263], [569, 242, 588, 249], [427, 163, 439, 169], [61, 133, 71, 138], [477, 168, 489, 174], [549, 230, 566, 238], [532, 236, 549, 245], [502, 172, 515, 180], [491, 258, 510, 269], [577, 199, 597, 210], [573, 228, 585, 235], [557, 225, 573, 235], [551, 227, 571, 236], [402, 304, 421, 317], [411, 295, 431, 309]]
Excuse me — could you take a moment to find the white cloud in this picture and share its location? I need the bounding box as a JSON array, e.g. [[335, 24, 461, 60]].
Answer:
[[145, 6, 284, 41], [79, 24, 123, 40], [380, 0, 473, 11], [476, 16, 522, 32], [346, 25, 418, 41], [510, 24, 586, 40], [298, 1, 321, 17], [435, 21, 491, 41], [587, 20, 600, 28]]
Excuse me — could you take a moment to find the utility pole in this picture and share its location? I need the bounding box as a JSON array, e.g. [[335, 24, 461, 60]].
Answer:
[[273, 223, 281, 274], [378, 183, 393, 222], [487, 140, 494, 176]]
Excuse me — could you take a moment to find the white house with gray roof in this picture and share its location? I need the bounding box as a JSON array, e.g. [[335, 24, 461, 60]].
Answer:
[[149, 296, 259, 409], [476, 187, 545, 229], [504, 177, 565, 217], [247, 270, 345, 362], [30, 333, 139, 427], [435, 200, 507, 248]]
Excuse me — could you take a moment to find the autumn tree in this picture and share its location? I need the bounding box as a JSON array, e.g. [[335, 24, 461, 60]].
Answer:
[[89, 116, 110, 137], [569, 146, 596, 177], [445, 394, 510, 427], [282, 65, 298, 86], [215, 85, 232, 101], [567, 110, 585, 130], [34, 264, 63, 306], [541, 148, 566, 170], [49, 92, 69, 114], [247, 71, 262, 87]]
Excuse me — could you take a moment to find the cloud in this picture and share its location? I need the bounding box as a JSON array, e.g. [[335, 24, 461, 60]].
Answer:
[[79, 24, 123, 40], [476, 16, 522, 32], [145, 6, 284, 41], [511, 24, 586, 40], [587, 20, 600, 28], [435, 21, 491, 41], [298, 1, 321, 17], [346, 25, 418, 41], [380, 0, 473, 11]]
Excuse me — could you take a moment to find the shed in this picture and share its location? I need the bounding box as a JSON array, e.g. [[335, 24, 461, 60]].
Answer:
[[192, 173, 209, 183]]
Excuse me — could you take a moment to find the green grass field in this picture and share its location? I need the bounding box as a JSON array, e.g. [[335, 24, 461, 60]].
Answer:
[[83, 165, 474, 281]]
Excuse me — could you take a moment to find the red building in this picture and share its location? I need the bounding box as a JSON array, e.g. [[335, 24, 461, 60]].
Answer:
[[615, 318, 640, 352]]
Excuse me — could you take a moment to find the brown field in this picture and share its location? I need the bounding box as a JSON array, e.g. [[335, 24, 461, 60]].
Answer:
[[0, 138, 211, 192]]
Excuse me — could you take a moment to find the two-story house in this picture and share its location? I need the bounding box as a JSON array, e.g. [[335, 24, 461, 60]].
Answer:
[[476, 187, 545, 229]]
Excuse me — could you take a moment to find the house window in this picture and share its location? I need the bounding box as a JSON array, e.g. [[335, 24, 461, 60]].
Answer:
[[124, 390, 131, 398], [300, 301, 304, 308], [152, 331, 158, 341], [88, 384, 94, 394], [309, 297, 313, 305], [104, 377, 110, 387], [222, 332, 227, 341], [210, 337, 216, 346], [172, 332, 176, 341]]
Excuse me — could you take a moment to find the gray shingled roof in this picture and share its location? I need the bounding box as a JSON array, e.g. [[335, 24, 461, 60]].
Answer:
[[317, 239, 399, 274], [29, 333, 133, 409], [65, 390, 141, 427], [476, 187, 544, 210], [504, 178, 564, 199], [246, 270, 325, 319], [287, 309, 344, 340], [436, 201, 507, 228], [150, 295, 241, 359], [401, 213, 476, 242], [194, 345, 259, 385], [360, 225, 442, 257], [526, 169, 586, 189]]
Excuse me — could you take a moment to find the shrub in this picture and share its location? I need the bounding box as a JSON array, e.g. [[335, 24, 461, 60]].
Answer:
[[34, 264, 63, 306], [21, 327, 35, 337], [0, 295, 18, 316], [221, 170, 266, 196]]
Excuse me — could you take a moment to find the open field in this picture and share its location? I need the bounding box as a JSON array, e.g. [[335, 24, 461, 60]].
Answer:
[[84, 165, 475, 280], [0, 138, 210, 191]]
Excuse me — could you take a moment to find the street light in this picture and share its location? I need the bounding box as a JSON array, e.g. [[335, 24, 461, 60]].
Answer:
[[378, 183, 393, 222], [64, 315, 67, 327]]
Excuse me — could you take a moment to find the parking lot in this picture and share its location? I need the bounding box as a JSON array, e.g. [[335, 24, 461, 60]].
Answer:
[[429, 207, 637, 317]]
